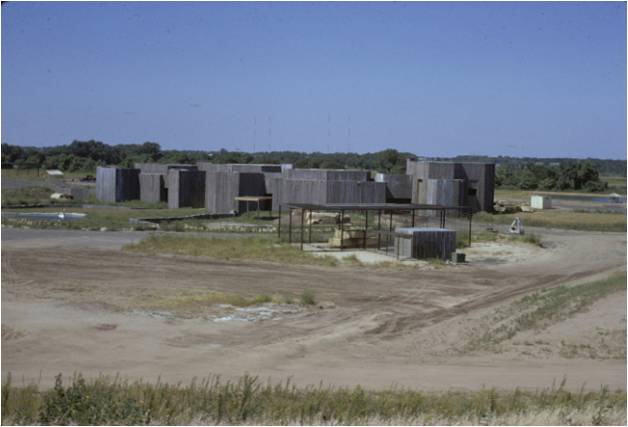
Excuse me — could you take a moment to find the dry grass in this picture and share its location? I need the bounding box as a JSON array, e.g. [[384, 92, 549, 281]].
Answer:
[[124, 234, 340, 267], [1, 186, 55, 207], [464, 272, 627, 353], [2, 374, 625, 425], [142, 291, 278, 311]]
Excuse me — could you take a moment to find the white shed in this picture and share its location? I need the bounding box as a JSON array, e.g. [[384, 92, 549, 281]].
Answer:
[[530, 195, 551, 209]]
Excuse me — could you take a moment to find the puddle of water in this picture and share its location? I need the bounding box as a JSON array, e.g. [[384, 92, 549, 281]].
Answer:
[[213, 304, 302, 323], [130, 309, 177, 320]]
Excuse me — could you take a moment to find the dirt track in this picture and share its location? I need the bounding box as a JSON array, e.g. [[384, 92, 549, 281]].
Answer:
[[2, 227, 626, 390]]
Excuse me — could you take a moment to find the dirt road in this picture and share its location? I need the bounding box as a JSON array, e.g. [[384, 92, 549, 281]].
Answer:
[[2, 227, 626, 390]]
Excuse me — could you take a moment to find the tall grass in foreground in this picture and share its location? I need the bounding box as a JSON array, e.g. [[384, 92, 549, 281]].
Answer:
[[124, 235, 340, 267], [2, 374, 625, 425]]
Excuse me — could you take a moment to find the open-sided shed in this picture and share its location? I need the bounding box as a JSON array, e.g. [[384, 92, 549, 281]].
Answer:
[[279, 202, 472, 252]]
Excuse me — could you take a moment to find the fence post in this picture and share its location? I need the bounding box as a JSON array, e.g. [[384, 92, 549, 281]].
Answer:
[[308, 209, 313, 243], [340, 209, 345, 250], [377, 209, 382, 250], [363, 210, 368, 249], [278, 204, 282, 239], [288, 208, 293, 244], [300, 208, 305, 250], [468, 210, 473, 247]]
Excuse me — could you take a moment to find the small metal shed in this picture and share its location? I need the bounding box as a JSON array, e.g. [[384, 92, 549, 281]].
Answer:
[[394, 227, 457, 260]]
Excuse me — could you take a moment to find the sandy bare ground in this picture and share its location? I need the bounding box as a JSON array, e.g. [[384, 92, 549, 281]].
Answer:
[[1, 227, 626, 390]]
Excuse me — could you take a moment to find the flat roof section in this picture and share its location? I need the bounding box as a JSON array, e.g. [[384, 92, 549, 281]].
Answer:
[[283, 202, 471, 211]]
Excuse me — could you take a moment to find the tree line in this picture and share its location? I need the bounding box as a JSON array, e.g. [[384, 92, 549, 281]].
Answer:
[[495, 161, 609, 192], [1, 140, 624, 192]]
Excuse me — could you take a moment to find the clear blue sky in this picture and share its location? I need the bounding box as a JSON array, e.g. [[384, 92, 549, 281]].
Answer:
[[2, 2, 626, 159]]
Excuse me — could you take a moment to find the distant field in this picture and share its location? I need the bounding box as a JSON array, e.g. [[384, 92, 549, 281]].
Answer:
[[1, 186, 57, 207], [602, 176, 627, 186], [602, 176, 627, 194], [495, 188, 624, 202], [1, 169, 91, 179], [475, 210, 626, 232]]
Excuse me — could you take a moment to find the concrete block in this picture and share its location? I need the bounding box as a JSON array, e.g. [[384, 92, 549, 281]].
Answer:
[[167, 169, 205, 208], [426, 179, 464, 207], [139, 173, 167, 203], [375, 174, 412, 201], [96, 167, 139, 203]]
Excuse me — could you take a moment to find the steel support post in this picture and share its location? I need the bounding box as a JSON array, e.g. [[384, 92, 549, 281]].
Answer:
[[363, 210, 368, 249], [377, 210, 382, 250], [468, 211, 473, 247], [340, 210, 345, 250], [300, 208, 305, 250], [387, 211, 393, 255], [288, 208, 293, 244], [308, 209, 313, 243], [278, 204, 282, 238]]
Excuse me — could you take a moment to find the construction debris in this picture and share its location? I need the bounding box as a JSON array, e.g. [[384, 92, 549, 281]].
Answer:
[[507, 217, 524, 235], [494, 200, 523, 214]]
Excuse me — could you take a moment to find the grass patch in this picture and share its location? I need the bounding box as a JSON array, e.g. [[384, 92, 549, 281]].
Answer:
[[145, 291, 274, 310], [1, 373, 625, 425], [299, 289, 316, 305], [474, 210, 626, 232], [465, 272, 627, 352], [601, 176, 627, 195], [137, 291, 310, 313], [1, 169, 90, 179], [1, 207, 205, 231], [124, 234, 339, 267], [1, 187, 58, 207]]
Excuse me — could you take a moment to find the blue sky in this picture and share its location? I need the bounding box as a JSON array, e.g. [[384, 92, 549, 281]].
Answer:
[[2, 2, 626, 158]]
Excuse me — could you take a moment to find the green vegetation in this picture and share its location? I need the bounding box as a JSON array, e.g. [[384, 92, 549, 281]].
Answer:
[[1, 186, 56, 207], [124, 235, 340, 267], [465, 272, 627, 352], [474, 210, 627, 232], [2, 373, 625, 425], [496, 161, 609, 192], [2, 141, 412, 174], [459, 230, 542, 248], [299, 289, 317, 305], [3, 141, 625, 180], [1, 207, 205, 231]]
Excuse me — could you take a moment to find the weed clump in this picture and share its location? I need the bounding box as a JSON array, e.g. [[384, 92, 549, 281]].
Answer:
[[300, 289, 316, 306]]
